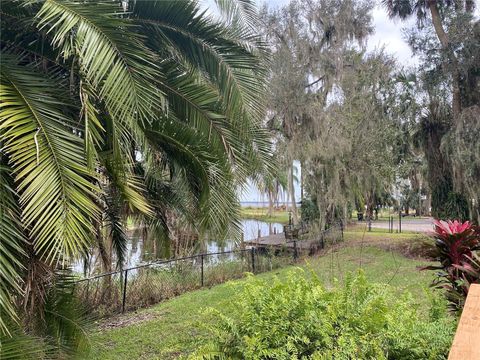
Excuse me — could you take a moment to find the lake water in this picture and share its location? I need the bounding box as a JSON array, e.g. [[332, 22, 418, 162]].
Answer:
[[73, 219, 283, 276]]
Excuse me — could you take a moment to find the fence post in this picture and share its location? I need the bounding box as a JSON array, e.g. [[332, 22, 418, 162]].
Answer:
[[200, 254, 204, 287], [293, 240, 298, 261], [122, 269, 128, 313], [399, 212, 402, 233], [251, 247, 255, 273]]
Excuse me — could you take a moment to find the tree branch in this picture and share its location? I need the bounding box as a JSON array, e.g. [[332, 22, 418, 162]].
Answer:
[[305, 76, 324, 88]]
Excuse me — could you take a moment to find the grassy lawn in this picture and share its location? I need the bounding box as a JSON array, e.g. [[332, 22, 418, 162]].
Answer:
[[240, 207, 290, 223], [89, 229, 437, 359]]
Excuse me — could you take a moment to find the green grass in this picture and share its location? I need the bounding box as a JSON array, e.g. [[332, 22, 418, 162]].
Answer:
[[89, 233, 436, 359], [240, 207, 290, 223]]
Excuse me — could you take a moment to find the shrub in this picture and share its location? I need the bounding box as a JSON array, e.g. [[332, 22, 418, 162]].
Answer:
[[194, 270, 455, 359], [301, 198, 320, 223], [424, 219, 480, 311]]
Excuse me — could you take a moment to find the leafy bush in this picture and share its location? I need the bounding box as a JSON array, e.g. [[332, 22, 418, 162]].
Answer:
[[300, 198, 320, 223], [425, 219, 480, 311], [195, 270, 455, 359]]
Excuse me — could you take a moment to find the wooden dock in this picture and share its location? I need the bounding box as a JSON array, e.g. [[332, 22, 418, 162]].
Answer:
[[449, 284, 480, 360], [246, 232, 320, 251]]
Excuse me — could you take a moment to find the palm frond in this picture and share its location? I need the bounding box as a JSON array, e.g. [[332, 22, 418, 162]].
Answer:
[[101, 184, 128, 270], [213, 0, 260, 31], [35, 0, 164, 151], [43, 271, 92, 357], [0, 163, 26, 336], [145, 122, 211, 208], [0, 328, 46, 360], [79, 82, 104, 170], [146, 116, 242, 239], [102, 157, 152, 216], [0, 56, 100, 264], [158, 60, 274, 184], [132, 0, 267, 121]]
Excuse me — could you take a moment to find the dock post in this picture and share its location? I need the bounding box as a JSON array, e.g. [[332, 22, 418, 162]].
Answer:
[[257, 229, 261, 239]]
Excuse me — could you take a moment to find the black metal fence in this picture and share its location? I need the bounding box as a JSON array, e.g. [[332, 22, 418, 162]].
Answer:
[[73, 223, 343, 317]]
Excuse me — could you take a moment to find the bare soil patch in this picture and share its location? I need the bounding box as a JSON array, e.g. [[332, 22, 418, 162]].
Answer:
[[97, 311, 161, 330]]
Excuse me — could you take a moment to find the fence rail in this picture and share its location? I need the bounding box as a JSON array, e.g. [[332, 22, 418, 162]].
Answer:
[[74, 223, 343, 317]]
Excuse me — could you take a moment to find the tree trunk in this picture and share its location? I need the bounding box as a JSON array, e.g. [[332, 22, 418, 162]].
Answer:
[[97, 234, 111, 273], [288, 163, 298, 223], [428, 1, 462, 122], [267, 190, 274, 216], [365, 191, 374, 220], [422, 114, 454, 219]]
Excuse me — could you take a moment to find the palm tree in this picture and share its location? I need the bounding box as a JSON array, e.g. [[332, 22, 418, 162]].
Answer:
[[0, 0, 272, 351]]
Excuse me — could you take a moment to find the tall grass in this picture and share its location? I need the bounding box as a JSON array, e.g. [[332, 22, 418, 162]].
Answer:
[[74, 251, 294, 317]]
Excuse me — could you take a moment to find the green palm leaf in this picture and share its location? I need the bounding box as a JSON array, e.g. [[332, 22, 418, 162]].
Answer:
[[0, 164, 26, 336], [132, 0, 267, 121], [145, 121, 211, 207], [214, 0, 261, 30], [35, 0, 164, 156], [0, 57, 99, 264], [146, 116, 242, 239]]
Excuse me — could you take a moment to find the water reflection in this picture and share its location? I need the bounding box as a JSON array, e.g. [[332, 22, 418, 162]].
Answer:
[[73, 219, 283, 276]]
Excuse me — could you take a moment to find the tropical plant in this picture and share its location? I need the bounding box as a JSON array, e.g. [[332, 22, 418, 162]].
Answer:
[[195, 270, 455, 359], [425, 219, 480, 311], [0, 0, 272, 352]]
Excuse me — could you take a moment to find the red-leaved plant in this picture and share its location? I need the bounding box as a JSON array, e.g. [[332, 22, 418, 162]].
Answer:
[[425, 220, 480, 312]]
